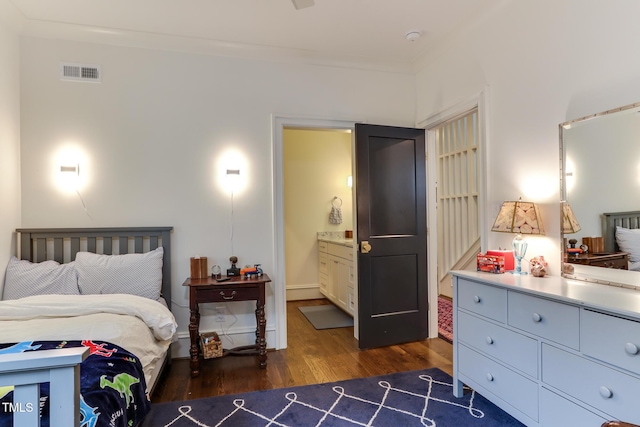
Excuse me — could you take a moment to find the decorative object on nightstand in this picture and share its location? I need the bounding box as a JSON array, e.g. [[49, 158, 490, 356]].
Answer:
[[211, 264, 221, 279], [190, 257, 208, 279], [227, 256, 240, 276], [491, 198, 545, 275]]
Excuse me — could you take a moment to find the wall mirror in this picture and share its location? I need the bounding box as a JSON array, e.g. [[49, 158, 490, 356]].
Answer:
[[561, 101, 640, 288]]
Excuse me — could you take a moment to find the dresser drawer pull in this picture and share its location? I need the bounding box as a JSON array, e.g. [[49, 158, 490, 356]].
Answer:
[[473, 295, 481, 303], [532, 312, 542, 323], [599, 386, 613, 399], [486, 336, 494, 345], [220, 290, 236, 300], [625, 342, 639, 355], [486, 372, 494, 382]]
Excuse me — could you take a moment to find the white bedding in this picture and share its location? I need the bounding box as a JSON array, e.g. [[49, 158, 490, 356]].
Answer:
[[0, 294, 177, 391]]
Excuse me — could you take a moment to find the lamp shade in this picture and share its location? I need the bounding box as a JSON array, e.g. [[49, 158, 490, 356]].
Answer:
[[491, 199, 545, 236], [562, 202, 581, 234]]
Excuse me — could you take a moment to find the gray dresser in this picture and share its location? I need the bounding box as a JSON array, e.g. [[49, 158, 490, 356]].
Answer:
[[452, 271, 640, 426]]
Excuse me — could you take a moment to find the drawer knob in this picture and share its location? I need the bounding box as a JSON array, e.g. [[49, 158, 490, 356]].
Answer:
[[486, 336, 494, 345], [486, 372, 494, 382], [625, 342, 639, 355], [473, 295, 481, 304], [599, 386, 613, 399], [532, 312, 542, 323]]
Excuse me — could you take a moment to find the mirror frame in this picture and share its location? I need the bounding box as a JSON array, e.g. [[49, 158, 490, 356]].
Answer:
[[560, 100, 640, 288]]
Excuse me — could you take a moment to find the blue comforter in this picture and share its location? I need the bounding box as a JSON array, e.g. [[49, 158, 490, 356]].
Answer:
[[0, 340, 150, 427]]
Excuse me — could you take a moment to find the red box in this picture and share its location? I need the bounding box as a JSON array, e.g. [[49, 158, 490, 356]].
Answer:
[[486, 250, 514, 271], [477, 253, 505, 274]]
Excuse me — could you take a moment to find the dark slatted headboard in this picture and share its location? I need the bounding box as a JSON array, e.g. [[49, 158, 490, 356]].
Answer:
[[602, 211, 640, 253], [16, 227, 173, 310]]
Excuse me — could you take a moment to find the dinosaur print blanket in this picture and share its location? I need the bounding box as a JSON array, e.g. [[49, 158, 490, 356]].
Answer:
[[0, 340, 150, 427]]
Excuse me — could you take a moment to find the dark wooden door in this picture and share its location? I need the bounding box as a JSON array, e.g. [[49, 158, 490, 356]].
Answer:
[[355, 123, 427, 349]]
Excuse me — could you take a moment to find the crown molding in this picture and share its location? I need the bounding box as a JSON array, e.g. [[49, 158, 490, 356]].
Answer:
[[20, 18, 416, 75], [0, 0, 25, 33]]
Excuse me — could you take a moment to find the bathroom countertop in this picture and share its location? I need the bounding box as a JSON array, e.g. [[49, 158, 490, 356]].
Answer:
[[317, 232, 354, 248]]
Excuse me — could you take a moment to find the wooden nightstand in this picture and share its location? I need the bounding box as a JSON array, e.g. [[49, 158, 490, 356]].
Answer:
[[566, 252, 629, 269], [182, 274, 271, 377]]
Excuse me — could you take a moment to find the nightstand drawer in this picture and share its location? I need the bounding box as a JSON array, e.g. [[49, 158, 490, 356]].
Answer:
[[581, 309, 640, 375], [542, 344, 640, 424], [508, 291, 579, 349], [589, 256, 627, 269], [196, 286, 260, 302], [458, 311, 537, 378], [457, 279, 507, 323], [459, 344, 538, 421]]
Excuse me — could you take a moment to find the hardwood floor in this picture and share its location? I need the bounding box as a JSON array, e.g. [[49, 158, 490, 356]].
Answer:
[[150, 299, 453, 403]]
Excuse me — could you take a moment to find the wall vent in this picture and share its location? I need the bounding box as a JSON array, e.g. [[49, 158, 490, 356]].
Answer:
[[60, 63, 101, 83]]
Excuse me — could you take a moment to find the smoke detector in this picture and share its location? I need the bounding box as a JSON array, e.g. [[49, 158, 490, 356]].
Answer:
[[405, 31, 421, 42], [292, 0, 315, 9]]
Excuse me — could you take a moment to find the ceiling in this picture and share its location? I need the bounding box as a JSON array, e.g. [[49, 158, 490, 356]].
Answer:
[[8, 0, 505, 72]]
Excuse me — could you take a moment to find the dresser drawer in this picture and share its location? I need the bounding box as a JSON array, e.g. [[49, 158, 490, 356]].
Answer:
[[457, 279, 507, 323], [540, 387, 607, 426], [581, 309, 640, 376], [508, 291, 579, 350], [542, 344, 640, 424], [458, 311, 537, 378], [458, 344, 538, 421]]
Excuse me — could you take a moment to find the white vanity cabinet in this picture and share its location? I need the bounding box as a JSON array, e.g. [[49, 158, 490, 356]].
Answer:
[[452, 271, 640, 426], [318, 239, 354, 315]]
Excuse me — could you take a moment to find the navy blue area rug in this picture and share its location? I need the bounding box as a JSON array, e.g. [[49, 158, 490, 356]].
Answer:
[[141, 368, 524, 426]]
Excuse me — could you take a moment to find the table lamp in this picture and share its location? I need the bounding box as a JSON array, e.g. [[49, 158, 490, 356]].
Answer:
[[562, 201, 582, 257], [562, 202, 581, 234], [491, 198, 545, 274]]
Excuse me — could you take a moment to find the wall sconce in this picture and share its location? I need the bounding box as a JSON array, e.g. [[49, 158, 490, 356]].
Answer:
[[60, 165, 79, 174], [491, 198, 545, 274], [59, 163, 80, 190], [347, 175, 353, 188], [226, 169, 240, 192]]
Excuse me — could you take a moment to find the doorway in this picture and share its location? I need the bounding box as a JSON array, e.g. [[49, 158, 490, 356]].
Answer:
[[273, 116, 358, 350], [282, 128, 354, 303], [273, 116, 439, 350]]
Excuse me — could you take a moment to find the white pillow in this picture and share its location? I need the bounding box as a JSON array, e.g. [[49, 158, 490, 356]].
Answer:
[[2, 257, 79, 300], [615, 226, 640, 263], [75, 247, 163, 300]]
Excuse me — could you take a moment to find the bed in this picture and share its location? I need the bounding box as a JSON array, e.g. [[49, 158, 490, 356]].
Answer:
[[0, 227, 176, 427], [603, 211, 640, 270]]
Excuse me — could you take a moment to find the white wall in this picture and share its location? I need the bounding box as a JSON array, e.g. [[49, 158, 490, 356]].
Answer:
[[416, 0, 640, 275], [0, 2, 22, 296], [19, 37, 415, 355], [283, 128, 352, 299]]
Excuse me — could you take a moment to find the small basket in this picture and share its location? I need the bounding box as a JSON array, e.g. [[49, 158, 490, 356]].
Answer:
[[200, 331, 223, 359]]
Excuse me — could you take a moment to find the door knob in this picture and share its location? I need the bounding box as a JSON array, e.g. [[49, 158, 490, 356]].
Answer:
[[360, 241, 372, 254]]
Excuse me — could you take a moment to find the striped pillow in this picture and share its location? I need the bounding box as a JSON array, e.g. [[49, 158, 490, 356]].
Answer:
[[2, 257, 79, 300], [75, 247, 163, 300]]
